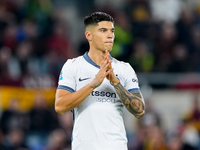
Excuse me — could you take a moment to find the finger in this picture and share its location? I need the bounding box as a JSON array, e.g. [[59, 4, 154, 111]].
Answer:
[[104, 63, 111, 71], [107, 60, 112, 69], [100, 61, 104, 67], [100, 60, 109, 71], [106, 50, 110, 60], [109, 60, 112, 64], [101, 53, 109, 65], [101, 53, 105, 60], [106, 68, 114, 75]]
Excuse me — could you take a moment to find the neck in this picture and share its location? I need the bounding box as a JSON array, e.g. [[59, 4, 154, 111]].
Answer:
[[88, 49, 106, 66]]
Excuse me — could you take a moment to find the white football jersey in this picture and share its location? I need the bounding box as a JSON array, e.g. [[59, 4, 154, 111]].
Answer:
[[58, 52, 140, 150]]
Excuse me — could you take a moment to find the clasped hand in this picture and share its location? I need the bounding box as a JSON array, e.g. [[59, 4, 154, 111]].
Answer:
[[96, 50, 119, 85]]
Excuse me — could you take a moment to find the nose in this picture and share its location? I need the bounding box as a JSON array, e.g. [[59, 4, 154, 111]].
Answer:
[[108, 31, 114, 39]]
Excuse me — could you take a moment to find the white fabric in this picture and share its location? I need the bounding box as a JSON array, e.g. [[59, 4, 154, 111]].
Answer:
[[58, 52, 139, 150]]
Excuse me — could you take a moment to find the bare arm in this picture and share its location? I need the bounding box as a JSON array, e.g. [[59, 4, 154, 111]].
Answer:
[[113, 82, 145, 119], [102, 50, 145, 119], [55, 85, 94, 114]]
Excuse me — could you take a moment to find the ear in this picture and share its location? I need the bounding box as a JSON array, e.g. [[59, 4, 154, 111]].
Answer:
[[85, 31, 92, 41]]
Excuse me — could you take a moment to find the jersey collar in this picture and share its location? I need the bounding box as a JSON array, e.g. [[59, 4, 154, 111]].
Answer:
[[83, 51, 113, 69]]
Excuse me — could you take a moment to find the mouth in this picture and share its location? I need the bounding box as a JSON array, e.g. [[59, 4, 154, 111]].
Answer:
[[105, 41, 113, 44]]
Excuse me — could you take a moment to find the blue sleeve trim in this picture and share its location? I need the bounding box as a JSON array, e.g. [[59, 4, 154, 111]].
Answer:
[[57, 85, 75, 93], [128, 88, 140, 93]]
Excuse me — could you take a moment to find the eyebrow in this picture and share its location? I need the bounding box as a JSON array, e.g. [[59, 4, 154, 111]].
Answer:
[[98, 28, 115, 31]]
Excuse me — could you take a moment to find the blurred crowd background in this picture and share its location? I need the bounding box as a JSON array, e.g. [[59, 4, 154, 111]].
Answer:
[[0, 0, 200, 150]]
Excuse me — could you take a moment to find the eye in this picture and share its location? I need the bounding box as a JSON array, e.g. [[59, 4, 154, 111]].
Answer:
[[101, 29, 106, 32]]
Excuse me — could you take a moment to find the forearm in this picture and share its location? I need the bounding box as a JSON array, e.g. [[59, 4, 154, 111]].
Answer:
[[113, 82, 145, 119], [55, 84, 94, 114]]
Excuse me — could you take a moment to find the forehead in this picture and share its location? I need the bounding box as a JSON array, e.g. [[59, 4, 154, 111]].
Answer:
[[95, 21, 114, 29]]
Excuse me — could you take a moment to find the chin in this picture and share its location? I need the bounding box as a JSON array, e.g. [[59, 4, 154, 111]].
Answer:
[[105, 47, 113, 52], [102, 49, 112, 53]]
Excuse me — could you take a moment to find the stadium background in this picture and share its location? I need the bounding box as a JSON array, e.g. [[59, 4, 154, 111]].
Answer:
[[0, 0, 200, 150]]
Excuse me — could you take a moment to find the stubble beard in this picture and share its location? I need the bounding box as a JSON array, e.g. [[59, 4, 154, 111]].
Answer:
[[102, 45, 113, 53]]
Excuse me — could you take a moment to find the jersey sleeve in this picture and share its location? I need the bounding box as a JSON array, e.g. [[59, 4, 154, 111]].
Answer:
[[57, 59, 76, 93], [124, 63, 140, 93]]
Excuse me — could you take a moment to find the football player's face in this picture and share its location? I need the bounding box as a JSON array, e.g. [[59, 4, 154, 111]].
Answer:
[[90, 21, 115, 52]]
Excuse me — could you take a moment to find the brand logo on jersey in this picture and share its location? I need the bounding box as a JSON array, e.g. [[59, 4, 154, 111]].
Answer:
[[91, 90, 116, 103], [79, 77, 90, 82], [59, 71, 63, 81]]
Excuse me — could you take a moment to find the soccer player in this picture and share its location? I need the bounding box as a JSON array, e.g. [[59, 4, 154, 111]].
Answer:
[[55, 12, 145, 150]]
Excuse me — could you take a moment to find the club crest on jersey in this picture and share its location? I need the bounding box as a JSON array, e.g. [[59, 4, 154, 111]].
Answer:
[[59, 71, 63, 81], [132, 78, 138, 83]]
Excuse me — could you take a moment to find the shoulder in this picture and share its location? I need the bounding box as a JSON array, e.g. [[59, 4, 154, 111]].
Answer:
[[112, 58, 136, 75], [112, 58, 132, 68], [63, 55, 84, 66], [61, 55, 84, 73]]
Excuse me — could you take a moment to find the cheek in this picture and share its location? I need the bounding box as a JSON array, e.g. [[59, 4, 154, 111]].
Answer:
[[94, 37, 104, 45]]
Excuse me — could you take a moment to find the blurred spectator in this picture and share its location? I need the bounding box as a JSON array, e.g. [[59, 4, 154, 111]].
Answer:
[[2, 23, 18, 51], [0, 46, 21, 86], [76, 0, 94, 17], [46, 22, 75, 78], [165, 96, 200, 150], [45, 128, 68, 150], [167, 44, 190, 72], [110, 11, 132, 61], [26, 93, 59, 149], [189, 25, 200, 72], [129, 99, 162, 150], [129, 39, 154, 72], [175, 8, 195, 49], [28, 93, 58, 132], [17, 19, 46, 57], [144, 125, 167, 150], [0, 98, 29, 135], [95, 0, 124, 10], [15, 40, 34, 75], [181, 123, 199, 150], [128, 125, 145, 150], [14, 40, 57, 88], [26, 0, 53, 37], [127, 2, 150, 38], [1, 128, 29, 150], [57, 111, 73, 148], [47, 22, 74, 60], [139, 99, 161, 128], [167, 135, 182, 150], [77, 39, 89, 55], [154, 22, 177, 72], [190, 97, 200, 122], [176, 119, 200, 150], [185, 96, 200, 132]]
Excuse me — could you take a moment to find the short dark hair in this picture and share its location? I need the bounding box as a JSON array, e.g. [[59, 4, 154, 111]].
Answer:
[[84, 12, 114, 28]]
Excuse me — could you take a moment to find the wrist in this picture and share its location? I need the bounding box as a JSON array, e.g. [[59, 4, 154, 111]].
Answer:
[[89, 76, 101, 89], [112, 79, 120, 85]]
